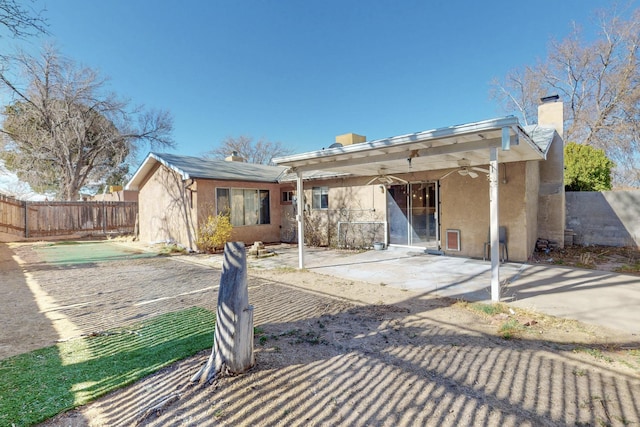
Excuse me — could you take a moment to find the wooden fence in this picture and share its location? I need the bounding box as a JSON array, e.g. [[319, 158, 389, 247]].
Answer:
[[0, 193, 138, 238]]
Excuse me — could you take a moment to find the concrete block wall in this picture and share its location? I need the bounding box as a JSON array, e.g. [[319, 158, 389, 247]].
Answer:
[[566, 191, 640, 247]]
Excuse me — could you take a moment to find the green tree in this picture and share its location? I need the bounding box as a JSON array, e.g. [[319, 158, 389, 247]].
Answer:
[[564, 142, 614, 191], [0, 46, 174, 200]]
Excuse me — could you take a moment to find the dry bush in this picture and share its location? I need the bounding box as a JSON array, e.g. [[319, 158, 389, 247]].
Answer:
[[197, 213, 233, 253]]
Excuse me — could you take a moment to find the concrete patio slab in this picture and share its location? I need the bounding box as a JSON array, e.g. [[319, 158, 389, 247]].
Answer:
[[242, 245, 640, 338]]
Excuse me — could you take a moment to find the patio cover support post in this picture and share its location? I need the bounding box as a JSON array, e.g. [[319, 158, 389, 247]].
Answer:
[[489, 146, 500, 301], [296, 171, 305, 269]]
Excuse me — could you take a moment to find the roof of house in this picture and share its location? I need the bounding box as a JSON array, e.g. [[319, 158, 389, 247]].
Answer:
[[274, 116, 558, 178], [126, 152, 288, 191]]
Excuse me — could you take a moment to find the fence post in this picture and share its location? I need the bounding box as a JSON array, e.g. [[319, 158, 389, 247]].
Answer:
[[23, 200, 29, 238], [102, 201, 106, 234]]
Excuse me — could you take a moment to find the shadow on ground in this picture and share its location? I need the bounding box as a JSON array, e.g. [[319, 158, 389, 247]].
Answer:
[[45, 271, 640, 427]]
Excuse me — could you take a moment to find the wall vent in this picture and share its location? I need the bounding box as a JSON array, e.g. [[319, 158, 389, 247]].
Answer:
[[445, 229, 461, 251]]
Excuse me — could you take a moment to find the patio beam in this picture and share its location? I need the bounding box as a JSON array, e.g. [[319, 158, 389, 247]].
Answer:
[[290, 137, 510, 173]]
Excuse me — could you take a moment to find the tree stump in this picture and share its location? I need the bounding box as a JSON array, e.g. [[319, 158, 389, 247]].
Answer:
[[191, 242, 254, 384]]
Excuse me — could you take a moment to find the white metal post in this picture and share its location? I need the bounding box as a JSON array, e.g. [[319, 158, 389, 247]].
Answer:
[[296, 171, 305, 269], [489, 146, 500, 301]]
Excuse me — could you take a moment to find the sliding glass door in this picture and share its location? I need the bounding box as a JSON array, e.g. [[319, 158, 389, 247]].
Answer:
[[387, 182, 438, 248]]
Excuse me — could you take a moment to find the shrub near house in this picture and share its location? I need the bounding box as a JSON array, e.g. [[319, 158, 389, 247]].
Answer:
[[197, 213, 233, 253]]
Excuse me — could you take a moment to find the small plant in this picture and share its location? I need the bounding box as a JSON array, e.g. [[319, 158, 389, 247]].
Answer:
[[197, 213, 233, 253], [573, 347, 614, 363], [499, 319, 523, 339], [469, 302, 510, 316], [159, 243, 186, 255], [572, 368, 587, 377], [614, 261, 640, 274], [577, 252, 595, 268]]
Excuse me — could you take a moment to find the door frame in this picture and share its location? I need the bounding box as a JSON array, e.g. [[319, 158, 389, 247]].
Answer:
[[386, 181, 440, 249]]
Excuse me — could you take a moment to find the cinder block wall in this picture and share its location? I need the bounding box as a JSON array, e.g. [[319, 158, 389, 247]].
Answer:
[[566, 191, 640, 247]]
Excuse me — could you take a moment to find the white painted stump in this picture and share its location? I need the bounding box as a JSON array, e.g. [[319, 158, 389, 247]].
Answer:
[[191, 242, 254, 384]]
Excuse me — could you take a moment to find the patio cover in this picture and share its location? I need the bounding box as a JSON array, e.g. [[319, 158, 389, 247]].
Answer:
[[274, 116, 556, 302]]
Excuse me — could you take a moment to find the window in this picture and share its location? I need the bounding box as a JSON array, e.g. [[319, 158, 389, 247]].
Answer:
[[216, 188, 270, 226], [282, 190, 294, 203], [312, 186, 329, 209]]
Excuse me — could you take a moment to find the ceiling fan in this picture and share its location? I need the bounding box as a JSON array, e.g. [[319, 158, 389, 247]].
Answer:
[[366, 168, 409, 185], [440, 160, 490, 179]]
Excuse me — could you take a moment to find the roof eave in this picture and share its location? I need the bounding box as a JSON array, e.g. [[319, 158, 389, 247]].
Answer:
[[125, 152, 190, 191], [273, 116, 522, 167]]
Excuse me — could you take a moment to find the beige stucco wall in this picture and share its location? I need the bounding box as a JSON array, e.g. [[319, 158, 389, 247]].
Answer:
[[195, 179, 285, 246], [138, 163, 198, 249], [138, 165, 285, 250], [300, 176, 388, 247], [537, 132, 565, 247], [525, 161, 540, 257], [439, 162, 532, 261], [92, 190, 138, 202], [295, 162, 538, 261]]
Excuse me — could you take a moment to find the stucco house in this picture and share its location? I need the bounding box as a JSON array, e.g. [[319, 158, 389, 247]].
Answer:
[[274, 99, 565, 268], [125, 152, 293, 249], [127, 99, 565, 275]]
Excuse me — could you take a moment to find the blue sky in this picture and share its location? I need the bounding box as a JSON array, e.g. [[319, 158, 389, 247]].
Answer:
[[4, 0, 621, 159]]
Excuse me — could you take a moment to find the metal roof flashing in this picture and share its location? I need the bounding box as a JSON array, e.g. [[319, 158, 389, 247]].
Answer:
[[523, 125, 558, 158]]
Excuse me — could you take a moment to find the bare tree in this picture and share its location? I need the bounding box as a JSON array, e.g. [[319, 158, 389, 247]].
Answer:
[[0, 46, 174, 200], [492, 6, 640, 187], [0, 0, 47, 40], [205, 135, 294, 165]]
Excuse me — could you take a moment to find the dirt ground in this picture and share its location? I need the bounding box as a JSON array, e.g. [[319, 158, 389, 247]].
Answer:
[[1, 241, 639, 426], [533, 244, 640, 274]]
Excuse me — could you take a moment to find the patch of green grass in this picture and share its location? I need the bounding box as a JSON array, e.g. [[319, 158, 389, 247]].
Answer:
[[45, 241, 101, 246], [0, 307, 215, 427], [468, 302, 510, 316], [614, 262, 640, 274], [499, 319, 524, 340], [573, 346, 615, 363], [35, 241, 154, 265]]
